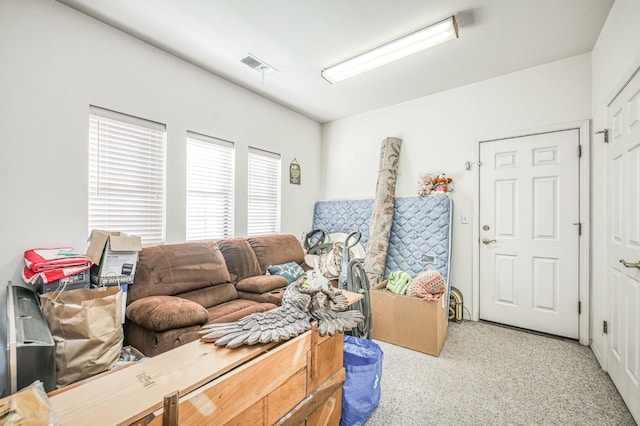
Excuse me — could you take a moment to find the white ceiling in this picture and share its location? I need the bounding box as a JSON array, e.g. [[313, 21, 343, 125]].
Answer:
[[57, 0, 614, 123]]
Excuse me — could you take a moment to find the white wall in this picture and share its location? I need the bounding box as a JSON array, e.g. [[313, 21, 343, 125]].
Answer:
[[322, 54, 592, 318], [0, 0, 322, 289], [590, 0, 640, 367]]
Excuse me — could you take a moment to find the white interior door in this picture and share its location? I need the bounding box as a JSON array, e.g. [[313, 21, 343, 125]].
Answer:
[[607, 68, 640, 422], [479, 130, 580, 338]]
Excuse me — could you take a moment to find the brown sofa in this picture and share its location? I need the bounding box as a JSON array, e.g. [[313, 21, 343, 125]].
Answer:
[[124, 234, 305, 356]]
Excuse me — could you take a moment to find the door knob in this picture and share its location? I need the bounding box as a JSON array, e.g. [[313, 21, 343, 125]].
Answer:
[[619, 259, 640, 270], [482, 238, 497, 245]]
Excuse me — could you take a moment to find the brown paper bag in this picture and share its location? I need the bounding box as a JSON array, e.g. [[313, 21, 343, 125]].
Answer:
[[39, 287, 123, 388]]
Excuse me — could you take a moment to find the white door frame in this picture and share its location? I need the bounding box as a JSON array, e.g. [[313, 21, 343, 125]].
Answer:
[[471, 120, 591, 345]]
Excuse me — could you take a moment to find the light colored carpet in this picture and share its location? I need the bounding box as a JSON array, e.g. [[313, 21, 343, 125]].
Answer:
[[365, 321, 636, 425]]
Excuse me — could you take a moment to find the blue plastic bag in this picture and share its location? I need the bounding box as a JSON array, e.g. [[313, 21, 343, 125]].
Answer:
[[340, 336, 384, 426]]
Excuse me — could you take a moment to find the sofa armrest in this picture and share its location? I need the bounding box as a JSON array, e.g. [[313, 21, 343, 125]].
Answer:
[[126, 295, 209, 332]]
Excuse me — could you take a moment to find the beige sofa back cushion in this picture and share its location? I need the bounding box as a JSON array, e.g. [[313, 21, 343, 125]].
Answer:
[[130, 242, 231, 303]]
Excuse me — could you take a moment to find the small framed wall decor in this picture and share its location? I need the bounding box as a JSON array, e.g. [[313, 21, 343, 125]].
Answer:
[[289, 158, 301, 185]]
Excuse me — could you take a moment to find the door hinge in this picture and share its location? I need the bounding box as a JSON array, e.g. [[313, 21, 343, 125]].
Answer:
[[573, 222, 582, 236], [578, 301, 581, 314], [578, 145, 582, 157], [596, 128, 609, 143], [603, 320, 608, 334]]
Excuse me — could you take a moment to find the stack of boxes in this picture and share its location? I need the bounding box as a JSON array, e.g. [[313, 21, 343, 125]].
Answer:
[[30, 231, 142, 297]]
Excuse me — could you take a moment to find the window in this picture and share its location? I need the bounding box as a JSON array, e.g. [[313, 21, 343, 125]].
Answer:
[[88, 106, 166, 245], [247, 147, 281, 236], [186, 132, 234, 240]]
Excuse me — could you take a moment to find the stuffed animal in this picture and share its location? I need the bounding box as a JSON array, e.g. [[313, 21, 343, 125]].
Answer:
[[417, 173, 434, 197], [432, 173, 453, 193]]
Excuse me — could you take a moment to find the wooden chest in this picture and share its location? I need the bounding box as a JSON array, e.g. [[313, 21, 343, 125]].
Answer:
[[49, 326, 344, 425]]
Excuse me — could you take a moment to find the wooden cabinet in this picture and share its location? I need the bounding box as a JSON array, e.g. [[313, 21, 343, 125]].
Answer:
[[49, 326, 345, 425]]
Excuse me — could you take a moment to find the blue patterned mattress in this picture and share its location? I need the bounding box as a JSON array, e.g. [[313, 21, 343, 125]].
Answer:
[[312, 194, 453, 283], [312, 199, 373, 248]]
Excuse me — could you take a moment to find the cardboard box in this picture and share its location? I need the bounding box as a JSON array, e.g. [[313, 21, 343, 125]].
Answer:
[[370, 281, 448, 356], [86, 230, 142, 286]]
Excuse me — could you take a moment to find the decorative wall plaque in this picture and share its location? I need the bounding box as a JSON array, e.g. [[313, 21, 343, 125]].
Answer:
[[289, 158, 301, 185]]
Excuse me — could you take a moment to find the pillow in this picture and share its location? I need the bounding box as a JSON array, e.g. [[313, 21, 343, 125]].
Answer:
[[386, 270, 412, 294], [126, 295, 209, 332], [406, 270, 447, 301], [266, 261, 305, 284]]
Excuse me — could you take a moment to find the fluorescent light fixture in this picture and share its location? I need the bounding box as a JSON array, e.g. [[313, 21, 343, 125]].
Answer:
[[321, 16, 458, 83]]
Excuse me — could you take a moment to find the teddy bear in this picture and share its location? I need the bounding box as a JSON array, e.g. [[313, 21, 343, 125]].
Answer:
[[432, 173, 453, 193], [417, 172, 434, 197]]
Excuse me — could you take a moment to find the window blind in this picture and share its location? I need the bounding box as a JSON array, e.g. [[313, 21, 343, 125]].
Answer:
[[247, 147, 281, 236], [88, 106, 166, 246], [186, 132, 235, 241]]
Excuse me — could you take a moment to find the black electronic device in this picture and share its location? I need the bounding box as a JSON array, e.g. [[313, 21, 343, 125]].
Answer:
[[121, 263, 134, 275], [6, 281, 56, 392], [34, 269, 90, 294]]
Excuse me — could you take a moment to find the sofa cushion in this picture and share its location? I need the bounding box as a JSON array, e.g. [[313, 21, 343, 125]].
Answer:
[[216, 238, 262, 282], [237, 290, 285, 305], [248, 234, 305, 274], [266, 262, 305, 283], [126, 296, 209, 332], [179, 283, 237, 309], [129, 242, 231, 303], [236, 275, 288, 293], [207, 299, 278, 324], [124, 321, 202, 357]]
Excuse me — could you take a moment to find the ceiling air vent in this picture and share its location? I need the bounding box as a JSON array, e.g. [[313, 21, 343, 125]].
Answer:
[[240, 55, 262, 69], [240, 54, 278, 73]]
